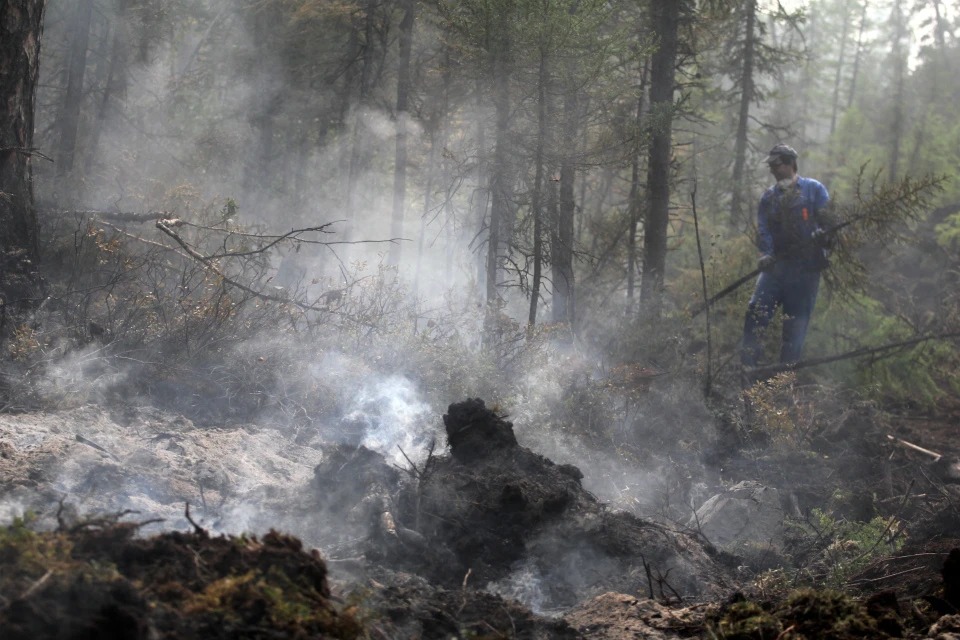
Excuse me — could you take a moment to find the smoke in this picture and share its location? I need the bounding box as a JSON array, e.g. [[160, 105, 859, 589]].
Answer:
[[349, 376, 442, 465], [487, 562, 550, 615]]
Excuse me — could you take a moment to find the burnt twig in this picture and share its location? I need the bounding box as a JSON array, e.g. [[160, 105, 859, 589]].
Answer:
[[691, 187, 713, 398], [184, 501, 207, 536]]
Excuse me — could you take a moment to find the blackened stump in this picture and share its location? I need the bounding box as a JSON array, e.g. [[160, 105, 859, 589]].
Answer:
[[443, 398, 518, 461]]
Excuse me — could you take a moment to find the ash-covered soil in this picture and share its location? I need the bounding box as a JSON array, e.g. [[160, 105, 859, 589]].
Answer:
[[0, 404, 326, 535]]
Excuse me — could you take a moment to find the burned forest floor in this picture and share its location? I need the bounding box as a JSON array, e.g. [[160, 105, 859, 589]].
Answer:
[[0, 390, 959, 639]]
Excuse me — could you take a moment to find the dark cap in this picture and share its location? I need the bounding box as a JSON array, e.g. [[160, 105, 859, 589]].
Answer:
[[763, 144, 799, 164]]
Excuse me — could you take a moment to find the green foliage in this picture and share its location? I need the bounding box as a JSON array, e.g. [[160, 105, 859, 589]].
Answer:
[[811, 295, 960, 407], [713, 589, 884, 640], [935, 210, 960, 251], [786, 507, 905, 588]]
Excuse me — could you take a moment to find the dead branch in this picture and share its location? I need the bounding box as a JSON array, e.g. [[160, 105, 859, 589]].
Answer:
[[0, 147, 53, 162], [75, 433, 121, 461], [15, 569, 53, 604], [184, 501, 207, 536], [55, 495, 68, 532], [92, 219, 191, 257], [691, 187, 713, 398], [154, 219, 383, 326], [201, 223, 339, 259], [77, 210, 172, 223], [845, 479, 914, 569], [750, 331, 960, 379], [887, 435, 942, 461], [155, 220, 342, 318], [641, 554, 655, 600]]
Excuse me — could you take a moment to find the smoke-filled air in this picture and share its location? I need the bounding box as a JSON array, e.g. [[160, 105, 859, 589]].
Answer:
[[2, 0, 960, 636]]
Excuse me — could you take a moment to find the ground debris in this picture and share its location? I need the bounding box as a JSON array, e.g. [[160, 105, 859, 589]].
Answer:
[[0, 517, 362, 639], [564, 592, 711, 639], [708, 589, 892, 639], [344, 568, 581, 639]]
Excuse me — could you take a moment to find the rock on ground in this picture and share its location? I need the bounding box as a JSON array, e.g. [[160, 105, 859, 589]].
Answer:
[[690, 480, 785, 549]]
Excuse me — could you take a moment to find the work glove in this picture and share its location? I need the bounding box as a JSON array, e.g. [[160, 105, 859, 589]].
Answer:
[[810, 228, 832, 248], [758, 254, 775, 272]]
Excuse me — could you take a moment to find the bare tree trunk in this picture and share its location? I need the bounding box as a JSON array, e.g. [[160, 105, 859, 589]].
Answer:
[[552, 75, 578, 329], [640, 0, 680, 315], [485, 21, 512, 312], [626, 57, 649, 306], [345, 0, 378, 257], [473, 79, 489, 290], [931, 0, 947, 49], [415, 52, 451, 299], [888, 0, 906, 183], [528, 52, 548, 327], [0, 0, 46, 309], [829, 0, 853, 136], [57, 0, 94, 176], [85, 0, 128, 170], [388, 0, 414, 267], [413, 127, 436, 300], [729, 0, 756, 229], [847, 1, 868, 111]]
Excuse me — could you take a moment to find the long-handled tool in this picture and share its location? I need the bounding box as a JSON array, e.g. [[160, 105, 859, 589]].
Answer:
[[689, 215, 860, 319]]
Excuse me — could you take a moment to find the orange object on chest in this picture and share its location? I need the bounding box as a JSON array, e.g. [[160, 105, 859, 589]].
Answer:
[[802, 208, 809, 221]]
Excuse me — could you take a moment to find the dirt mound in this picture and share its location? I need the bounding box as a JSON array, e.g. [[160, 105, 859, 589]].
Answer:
[[0, 517, 361, 639], [314, 398, 733, 610]]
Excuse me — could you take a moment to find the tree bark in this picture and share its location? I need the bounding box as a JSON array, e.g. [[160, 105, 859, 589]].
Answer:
[[57, 0, 94, 176], [388, 0, 415, 267], [85, 0, 128, 170], [847, 0, 868, 111], [626, 57, 649, 306], [485, 12, 512, 312], [552, 74, 578, 329], [528, 51, 548, 327], [640, 0, 680, 315], [0, 0, 46, 308], [829, 0, 853, 136], [888, 0, 906, 183], [473, 77, 489, 290], [344, 0, 379, 255], [729, 0, 756, 229]]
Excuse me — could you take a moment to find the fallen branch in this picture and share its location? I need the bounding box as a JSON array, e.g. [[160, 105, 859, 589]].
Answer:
[[75, 433, 121, 462], [749, 331, 960, 379], [0, 147, 53, 162], [886, 435, 942, 462], [846, 565, 926, 586], [76, 210, 172, 223], [691, 187, 713, 398]]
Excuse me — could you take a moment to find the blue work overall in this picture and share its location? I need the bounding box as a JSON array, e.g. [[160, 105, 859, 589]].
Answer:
[[741, 177, 831, 368]]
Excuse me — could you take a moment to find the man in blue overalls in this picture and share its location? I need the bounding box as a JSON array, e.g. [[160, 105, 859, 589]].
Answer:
[[741, 144, 832, 371]]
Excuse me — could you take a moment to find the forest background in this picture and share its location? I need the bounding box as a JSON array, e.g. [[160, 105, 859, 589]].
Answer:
[[2, 0, 960, 469]]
